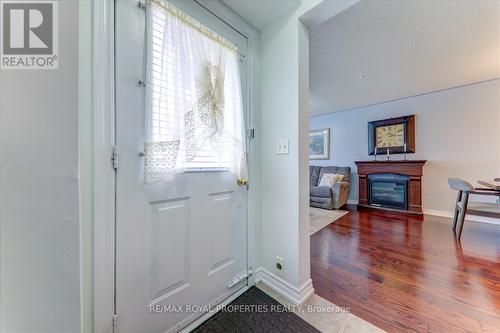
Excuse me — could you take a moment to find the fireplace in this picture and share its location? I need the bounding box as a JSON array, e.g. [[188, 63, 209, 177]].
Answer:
[[355, 160, 426, 214], [368, 173, 409, 210]]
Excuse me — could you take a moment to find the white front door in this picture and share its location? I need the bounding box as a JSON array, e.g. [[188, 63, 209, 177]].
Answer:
[[115, 1, 249, 332]]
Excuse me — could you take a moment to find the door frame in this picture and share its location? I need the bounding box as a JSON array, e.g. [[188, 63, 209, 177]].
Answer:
[[92, 0, 116, 332], [91, 1, 260, 332]]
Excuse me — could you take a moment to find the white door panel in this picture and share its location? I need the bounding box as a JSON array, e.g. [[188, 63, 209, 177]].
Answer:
[[115, 0, 248, 332]]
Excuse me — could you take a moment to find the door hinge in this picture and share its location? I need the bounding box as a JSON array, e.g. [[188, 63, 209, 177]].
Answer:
[[112, 313, 118, 327], [227, 270, 253, 289], [112, 146, 119, 170], [247, 128, 255, 139], [137, 1, 146, 10]]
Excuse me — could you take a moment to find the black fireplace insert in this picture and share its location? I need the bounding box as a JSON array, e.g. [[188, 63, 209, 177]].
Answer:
[[368, 173, 409, 210]]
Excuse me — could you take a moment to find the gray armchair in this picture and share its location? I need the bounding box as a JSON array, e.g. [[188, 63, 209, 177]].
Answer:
[[310, 166, 351, 209]]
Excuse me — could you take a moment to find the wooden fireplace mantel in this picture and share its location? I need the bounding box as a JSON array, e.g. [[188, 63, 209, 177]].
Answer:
[[355, 160, 427, 214]]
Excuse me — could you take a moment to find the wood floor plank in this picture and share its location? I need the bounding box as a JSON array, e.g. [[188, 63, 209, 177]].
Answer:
[[310, 205, 500, 333]]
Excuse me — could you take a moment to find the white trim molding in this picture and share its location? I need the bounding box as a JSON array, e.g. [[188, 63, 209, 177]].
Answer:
[[254, 268, 314, 305], [92, 0, 116, 332], [78, 1, 93, 332], [347, 199, 359, 205], [423, 209, 500, 226]]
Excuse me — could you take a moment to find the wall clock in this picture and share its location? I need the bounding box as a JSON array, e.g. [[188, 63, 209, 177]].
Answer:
[[368, 115, 415, 155]]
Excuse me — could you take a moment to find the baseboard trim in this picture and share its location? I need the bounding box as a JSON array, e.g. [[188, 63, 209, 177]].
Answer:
[[347, 199, 499, 225], [254, 267, 314, 305], [423, 208, 500, 226]]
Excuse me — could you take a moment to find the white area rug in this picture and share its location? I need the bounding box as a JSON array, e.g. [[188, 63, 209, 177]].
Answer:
[[310, 207, 349, 235]]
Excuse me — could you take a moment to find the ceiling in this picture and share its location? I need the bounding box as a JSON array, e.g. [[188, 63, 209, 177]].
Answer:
[[222, 0, 300, 31], [310, 0, 500, 117]]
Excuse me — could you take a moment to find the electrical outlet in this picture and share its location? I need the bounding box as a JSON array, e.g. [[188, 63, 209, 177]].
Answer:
[[275, 256, 284, 271]]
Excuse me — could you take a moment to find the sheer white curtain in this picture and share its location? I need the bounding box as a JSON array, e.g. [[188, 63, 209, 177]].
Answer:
[[144, 0, 247, 184]]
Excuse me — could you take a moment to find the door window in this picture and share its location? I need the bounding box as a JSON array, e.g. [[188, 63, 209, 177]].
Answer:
[[145, 0, 247, 183]]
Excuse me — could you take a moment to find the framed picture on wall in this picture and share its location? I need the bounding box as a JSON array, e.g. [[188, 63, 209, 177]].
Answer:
[[309, 128, 330, 160]]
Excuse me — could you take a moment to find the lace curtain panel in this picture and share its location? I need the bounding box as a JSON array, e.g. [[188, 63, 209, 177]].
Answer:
[[144, 0, 247, 184]]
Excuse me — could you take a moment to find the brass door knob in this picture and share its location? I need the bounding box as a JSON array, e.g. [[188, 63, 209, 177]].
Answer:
[[237, 178, 249, 186]]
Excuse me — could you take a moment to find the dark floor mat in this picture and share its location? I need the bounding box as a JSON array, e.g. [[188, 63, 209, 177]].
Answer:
[[192, 287, 320, 333]]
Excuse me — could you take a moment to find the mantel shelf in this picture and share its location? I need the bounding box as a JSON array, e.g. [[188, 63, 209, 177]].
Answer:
[[355, 160, 427, 165]]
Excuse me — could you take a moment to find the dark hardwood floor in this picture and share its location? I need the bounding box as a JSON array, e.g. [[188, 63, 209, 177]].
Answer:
[[310, 206, 500, 333]]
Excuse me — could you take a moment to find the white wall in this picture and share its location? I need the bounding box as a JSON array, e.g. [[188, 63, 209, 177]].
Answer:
[[259, 0, 358, 293], [0, 1, 82, 332], [259, 0, 320, 289], [309, 79, 500, 212]]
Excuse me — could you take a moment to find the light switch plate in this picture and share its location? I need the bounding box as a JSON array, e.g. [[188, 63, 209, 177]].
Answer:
[[276, 139, 289, 154]]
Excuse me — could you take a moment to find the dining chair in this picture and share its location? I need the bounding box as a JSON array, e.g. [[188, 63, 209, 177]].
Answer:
[[447, 178, 500, 240]]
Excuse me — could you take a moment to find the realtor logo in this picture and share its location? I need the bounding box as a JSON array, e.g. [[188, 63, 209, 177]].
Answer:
[[1, 1, 58, 69]]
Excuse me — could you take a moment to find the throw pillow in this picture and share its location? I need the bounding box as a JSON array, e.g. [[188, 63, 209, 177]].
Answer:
[[318, 173, 344, 187]]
